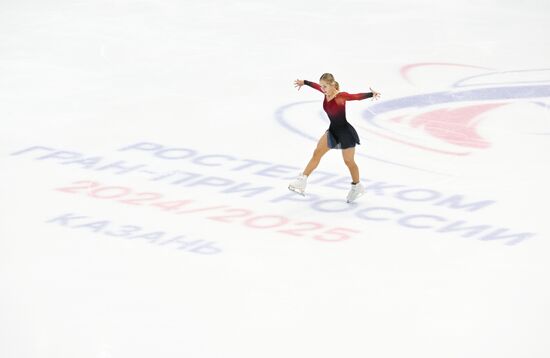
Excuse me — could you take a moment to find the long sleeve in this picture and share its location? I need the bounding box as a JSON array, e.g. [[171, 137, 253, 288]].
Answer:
[[340, 92, 373, 101], [303, 80, 324, 93]]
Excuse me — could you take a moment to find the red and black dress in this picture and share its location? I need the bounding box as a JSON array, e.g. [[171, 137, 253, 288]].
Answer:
[[304, 80, 373, 149]]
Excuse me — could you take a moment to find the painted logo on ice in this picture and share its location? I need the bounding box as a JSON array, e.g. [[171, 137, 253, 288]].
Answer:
[[276, 63, 550, 175]]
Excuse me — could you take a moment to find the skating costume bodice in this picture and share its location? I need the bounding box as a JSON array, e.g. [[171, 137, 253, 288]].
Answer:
[[303, 80, 373, 129]]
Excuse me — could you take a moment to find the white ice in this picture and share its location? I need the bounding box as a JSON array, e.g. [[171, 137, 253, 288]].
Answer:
[[1, 1, 550, 357]]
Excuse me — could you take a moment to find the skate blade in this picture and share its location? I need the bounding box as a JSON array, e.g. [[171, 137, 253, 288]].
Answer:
[[288, 186, 305, 196]]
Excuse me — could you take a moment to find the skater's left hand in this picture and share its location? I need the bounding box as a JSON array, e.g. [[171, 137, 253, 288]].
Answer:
[[370, 87, 381, 100]]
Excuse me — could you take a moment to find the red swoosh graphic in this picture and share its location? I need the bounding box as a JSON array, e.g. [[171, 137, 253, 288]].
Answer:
[[410, 103, 506, 148], [359, 102, 507, 154], [401, 63, 494, 85]]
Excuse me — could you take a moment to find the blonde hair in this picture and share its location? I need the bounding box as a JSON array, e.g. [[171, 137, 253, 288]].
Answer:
[[320, 73, 340, 90]]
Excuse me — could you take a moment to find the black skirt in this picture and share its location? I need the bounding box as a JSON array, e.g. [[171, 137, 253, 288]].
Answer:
[[326, 123, 361, 149]]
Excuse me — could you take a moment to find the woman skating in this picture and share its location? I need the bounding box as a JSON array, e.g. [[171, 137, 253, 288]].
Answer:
[[288, 73, 381, 203]]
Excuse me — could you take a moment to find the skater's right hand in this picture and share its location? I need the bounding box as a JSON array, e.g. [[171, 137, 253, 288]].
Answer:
[[294, 79, 304, 90]]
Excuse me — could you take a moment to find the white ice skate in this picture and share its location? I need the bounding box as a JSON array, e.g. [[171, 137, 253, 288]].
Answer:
[[346, 182, 365, 203], [288, 173, 308, 196]]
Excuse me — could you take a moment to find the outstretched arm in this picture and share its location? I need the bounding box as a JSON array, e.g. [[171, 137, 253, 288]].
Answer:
[[304, 80, 324, 93], [341, 92, 373, 101], [296, 79, 324, 93], [341, 87, 381, 101]]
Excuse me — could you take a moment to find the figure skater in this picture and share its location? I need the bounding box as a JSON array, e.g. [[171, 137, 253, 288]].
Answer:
[[288, 73, 381, 203]]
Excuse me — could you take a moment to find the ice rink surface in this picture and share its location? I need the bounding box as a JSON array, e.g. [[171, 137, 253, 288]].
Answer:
[[1, 0, 550, 357]]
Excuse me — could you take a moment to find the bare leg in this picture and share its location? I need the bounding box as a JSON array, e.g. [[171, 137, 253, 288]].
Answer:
[[303, 131, 331, 176], [342, 147, 360, 183]]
